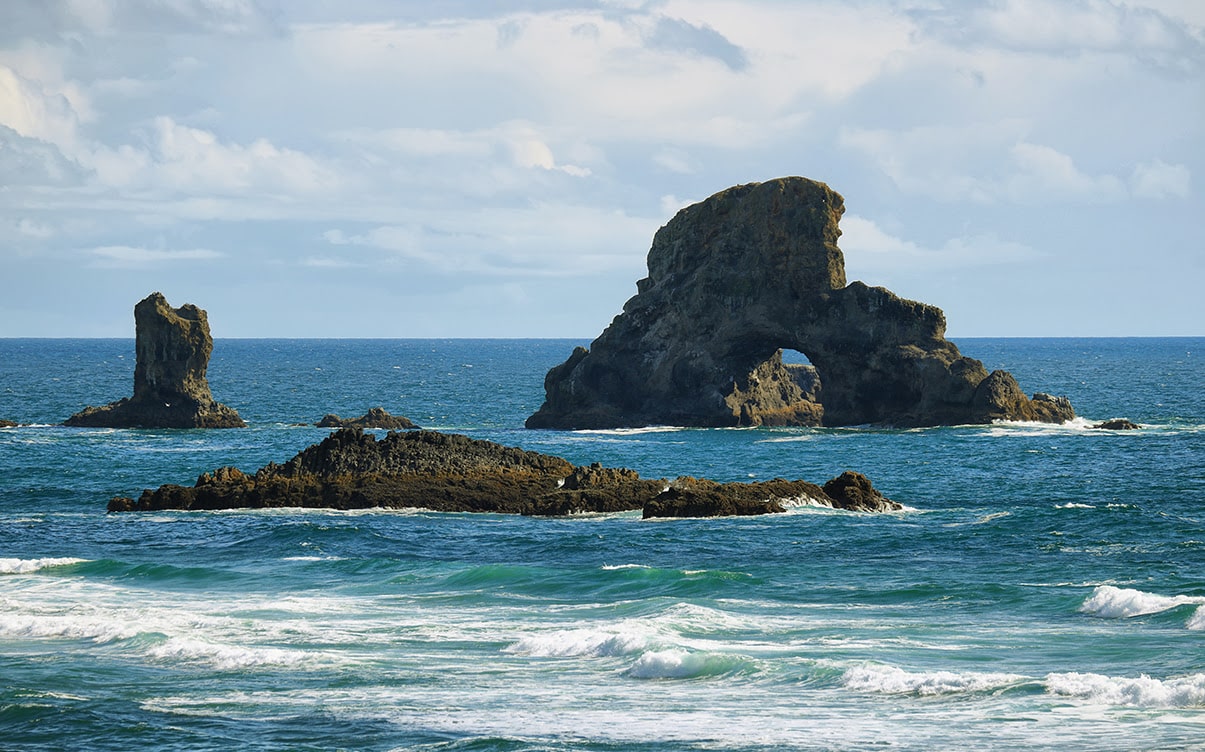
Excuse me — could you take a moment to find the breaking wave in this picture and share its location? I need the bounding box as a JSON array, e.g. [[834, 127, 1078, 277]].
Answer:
[[1079, 585, 1205, 620]]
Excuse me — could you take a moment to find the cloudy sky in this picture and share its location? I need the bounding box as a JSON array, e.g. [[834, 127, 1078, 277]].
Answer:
[[2, 0, 1201, 337]]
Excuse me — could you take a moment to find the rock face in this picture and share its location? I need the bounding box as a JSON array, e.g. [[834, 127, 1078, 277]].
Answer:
[[65, 293, 245, 429], [527, 177, 1074, 429], [316, 408, 418, 430], [108, 428, 899, 518]]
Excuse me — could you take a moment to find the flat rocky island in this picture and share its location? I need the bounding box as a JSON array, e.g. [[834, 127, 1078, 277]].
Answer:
[[108, 428, 901, 518], [528, 176, 1074, 429]]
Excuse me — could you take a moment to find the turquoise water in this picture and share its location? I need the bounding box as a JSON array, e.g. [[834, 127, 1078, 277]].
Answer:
[[1, 338, 1203, 750]]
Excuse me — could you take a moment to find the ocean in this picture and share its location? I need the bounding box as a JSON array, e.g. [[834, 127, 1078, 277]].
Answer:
[[1, 337, 1202, 751]]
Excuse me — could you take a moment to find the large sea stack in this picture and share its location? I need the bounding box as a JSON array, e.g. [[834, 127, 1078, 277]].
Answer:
[[66, 292, 245, 429], [527, 177, 1074, 429]]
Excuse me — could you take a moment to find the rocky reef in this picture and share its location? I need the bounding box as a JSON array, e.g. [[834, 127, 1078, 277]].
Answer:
[[527, 177, 1074, 429], [65, 293, 245, 429], [108, 428, 900, 518], [0, 419, 16, 428], [1092, 419, 1141, 430], [316, 408, 418, 430]]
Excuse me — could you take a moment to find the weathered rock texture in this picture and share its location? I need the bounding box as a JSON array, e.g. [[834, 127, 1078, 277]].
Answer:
[[108, 428, 899, 517], [316, 408, 418, 430], [65, 292, 245, 429], [527, 177, 1074, 429]]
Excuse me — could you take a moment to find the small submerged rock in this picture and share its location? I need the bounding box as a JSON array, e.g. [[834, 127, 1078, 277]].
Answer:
[[1092, 419, 1141, 430], [0, 419, 17, 428], [108, 428, 900, 518], [315, 407, 418, 430]]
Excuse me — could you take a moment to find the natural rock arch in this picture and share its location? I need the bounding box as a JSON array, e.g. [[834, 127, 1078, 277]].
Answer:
[[527, 177, 1073, 429]]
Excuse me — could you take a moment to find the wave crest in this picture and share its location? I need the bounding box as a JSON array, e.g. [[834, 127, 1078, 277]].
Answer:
[[841, 664, 1023, 696], [505, 628, 650, 658], [1080, 585, 1205, 619], [0, 557, 87, 574], [1045, 671, 1205, 708]]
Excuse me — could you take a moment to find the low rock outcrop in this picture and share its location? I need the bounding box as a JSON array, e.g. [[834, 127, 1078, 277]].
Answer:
[[316, 408, 418, 430], [641, 471, 899, 519], [527, 177, 1074, 429], [65, 293, 244, 429], [108, 428, 899, 518], [1093, 419, 1141, 430], [0, 419, 16, 428]]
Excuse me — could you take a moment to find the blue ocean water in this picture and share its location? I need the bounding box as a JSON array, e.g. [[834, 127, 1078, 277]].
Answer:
[[1, 338, 1203, 751]]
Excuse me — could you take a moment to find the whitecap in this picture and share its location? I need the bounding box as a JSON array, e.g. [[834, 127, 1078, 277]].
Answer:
[[1079, 585, 1205, 619], [147, 637, 312, 670], [841, 663, 1024, 696], [0, 613, 138, 643], [1188, 606, 1205, 631], [1044, 671, 1205, 708], [625, 648, 750, 679], [505, 628, 650, 658], [0, 557, 87, 574]]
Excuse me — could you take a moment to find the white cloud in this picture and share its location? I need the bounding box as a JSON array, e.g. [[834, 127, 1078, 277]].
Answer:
[[89, 245, 224, 267], [840, 125, 1139, 204], [1, 0, 277, 38], [914, 0, 1203, 64], [652, 148, 699, 174], [1004, 142, 1127, 202], [0, 124, 86, 186], [0, 63, 83, 148], [1130, 158, 1191, 198], [840, 214, 1039, 272], [321, 203, 659, 277], [86, 117, 335, 197]]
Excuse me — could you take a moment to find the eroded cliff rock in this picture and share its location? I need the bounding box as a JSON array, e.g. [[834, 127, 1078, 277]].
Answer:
[[65, 292, 245, 429], [527, 177, 1074, 429], [108, 428, 899, 517]]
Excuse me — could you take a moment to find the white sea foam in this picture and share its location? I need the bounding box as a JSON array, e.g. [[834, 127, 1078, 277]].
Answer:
[[841, 663, 1024, 695], [147, 637, 312, 670], [571, 426, 684, 436], [777, 494, 833, 510], [1188, 606, 1205, 630], [1079, 585, 1205, 619], [505, 628, 650, 658], [0, 557, 86, 574], [1044, 671, 1205, 707], [0, 613, 139, 643], [1055, 502, 1095, 509]]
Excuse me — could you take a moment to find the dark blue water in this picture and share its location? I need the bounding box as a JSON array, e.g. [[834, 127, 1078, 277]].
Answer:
[[1, 338, 1203, 750]]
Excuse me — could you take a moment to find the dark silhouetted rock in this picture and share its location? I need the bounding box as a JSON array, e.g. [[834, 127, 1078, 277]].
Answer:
[[642, 471, 901, 518], [821, 471, 899, 513], [316, 407, 418, 430], [1093, 418, 1141, 430], [65, 292, 244, 428], [527, 177, 1073, 429], [0, 419, 16, 428], [108, 428, 899, 518]]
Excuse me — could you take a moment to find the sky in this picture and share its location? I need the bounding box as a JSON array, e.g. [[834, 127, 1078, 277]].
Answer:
[[1, 0, 1202, 338]]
